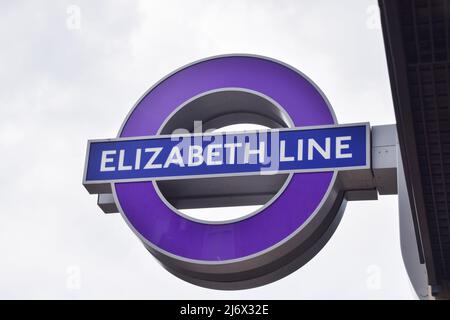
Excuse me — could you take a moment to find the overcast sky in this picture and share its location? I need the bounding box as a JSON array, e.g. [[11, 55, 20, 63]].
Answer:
[[0, 0, 418, 299]]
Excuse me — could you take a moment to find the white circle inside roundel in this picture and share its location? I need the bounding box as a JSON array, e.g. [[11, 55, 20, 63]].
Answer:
[[178, 123, 267, 222]]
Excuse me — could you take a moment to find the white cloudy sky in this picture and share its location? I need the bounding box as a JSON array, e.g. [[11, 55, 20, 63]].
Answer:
[[0, 0, 417, 299]]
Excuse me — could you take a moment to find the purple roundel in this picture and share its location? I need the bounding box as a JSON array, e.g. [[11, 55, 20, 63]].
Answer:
[[114, 55, 335, 261]]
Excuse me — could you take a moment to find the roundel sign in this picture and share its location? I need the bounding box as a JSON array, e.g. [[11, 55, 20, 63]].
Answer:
[[83, 55, 370, 289]]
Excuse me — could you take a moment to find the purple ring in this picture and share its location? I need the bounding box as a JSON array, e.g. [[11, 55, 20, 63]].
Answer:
[[114, 55, 335, 261]]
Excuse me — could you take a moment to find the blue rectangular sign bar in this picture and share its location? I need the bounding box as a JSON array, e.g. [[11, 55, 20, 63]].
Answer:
[[83, 123, 370, 186]]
